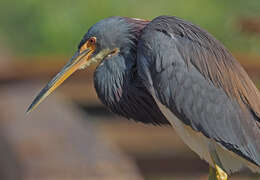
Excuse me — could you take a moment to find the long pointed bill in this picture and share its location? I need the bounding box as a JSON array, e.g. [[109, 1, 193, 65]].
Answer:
[[26, 48, 93, 113]]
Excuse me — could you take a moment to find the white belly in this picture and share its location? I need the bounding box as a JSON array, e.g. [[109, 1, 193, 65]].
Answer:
[[153, 96, 260, 174]]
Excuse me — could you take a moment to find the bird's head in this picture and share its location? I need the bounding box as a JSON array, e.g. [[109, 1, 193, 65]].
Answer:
[[27, 16, 149, 113]]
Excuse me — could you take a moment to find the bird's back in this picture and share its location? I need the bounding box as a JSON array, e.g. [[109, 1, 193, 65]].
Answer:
[[140, 16, 260, 119], [136, 15, 260, 170]]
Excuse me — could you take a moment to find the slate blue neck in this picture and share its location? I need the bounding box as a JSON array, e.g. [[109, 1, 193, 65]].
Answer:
[[93, 45, 170, 126], [91, 18, 170, 126], [94, 47, 136, 107]]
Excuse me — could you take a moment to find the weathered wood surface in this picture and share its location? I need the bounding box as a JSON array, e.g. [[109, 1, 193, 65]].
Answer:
[[0, 125, 23, 180], [1, 53, 259, 109], [0, 83, 258, 180], [0, 83, 144, 180], [1, 53, 260, 82], [99, 120, 260, 180], [0, 52, 259, 179]]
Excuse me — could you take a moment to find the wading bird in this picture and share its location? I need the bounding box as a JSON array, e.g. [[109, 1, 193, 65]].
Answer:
[[27, 16, 260, 180]]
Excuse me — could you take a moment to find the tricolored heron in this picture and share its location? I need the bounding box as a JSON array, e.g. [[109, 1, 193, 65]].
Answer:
[[27, 16, 260, 180]]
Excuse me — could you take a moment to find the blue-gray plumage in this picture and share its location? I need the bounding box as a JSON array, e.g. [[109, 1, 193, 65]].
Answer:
[[91, 17, 169, 125], [27, 16, 260, 179], [137, 16, 260, 167], [94, 42, 169, 125]]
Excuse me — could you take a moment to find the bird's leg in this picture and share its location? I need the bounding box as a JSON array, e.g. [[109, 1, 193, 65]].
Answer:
[[209, 147, 228, 180], [209, 143, 228, 180], [208, 165, 218, 180], [214, 163, 228, 180], [208, 163, 228, 180]]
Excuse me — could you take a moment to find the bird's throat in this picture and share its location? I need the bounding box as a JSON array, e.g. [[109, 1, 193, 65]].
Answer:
[[79, 49, 111, 70]]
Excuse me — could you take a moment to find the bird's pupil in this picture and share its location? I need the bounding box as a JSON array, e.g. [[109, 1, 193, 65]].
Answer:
[[89, 37, 95, 44]]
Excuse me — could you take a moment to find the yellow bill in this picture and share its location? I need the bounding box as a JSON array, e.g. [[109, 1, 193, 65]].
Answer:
[[26, 48, 93, 113]]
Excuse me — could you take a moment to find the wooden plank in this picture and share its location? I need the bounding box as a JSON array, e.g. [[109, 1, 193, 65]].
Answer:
[[0, 125, 23, 180], [0, 83, 144, 180], [0, 57, 96, 82], [0, 83, 258, 179], [1, 54, 260, 82], [97, 118, 259, 179], [3, 53, 257, 107]]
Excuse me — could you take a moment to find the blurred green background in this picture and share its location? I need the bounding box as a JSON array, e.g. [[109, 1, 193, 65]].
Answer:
[[1, 0, 260, 57]]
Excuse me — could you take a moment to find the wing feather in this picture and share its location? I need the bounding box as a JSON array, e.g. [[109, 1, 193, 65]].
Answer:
[[137, 16, 260, 166]]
